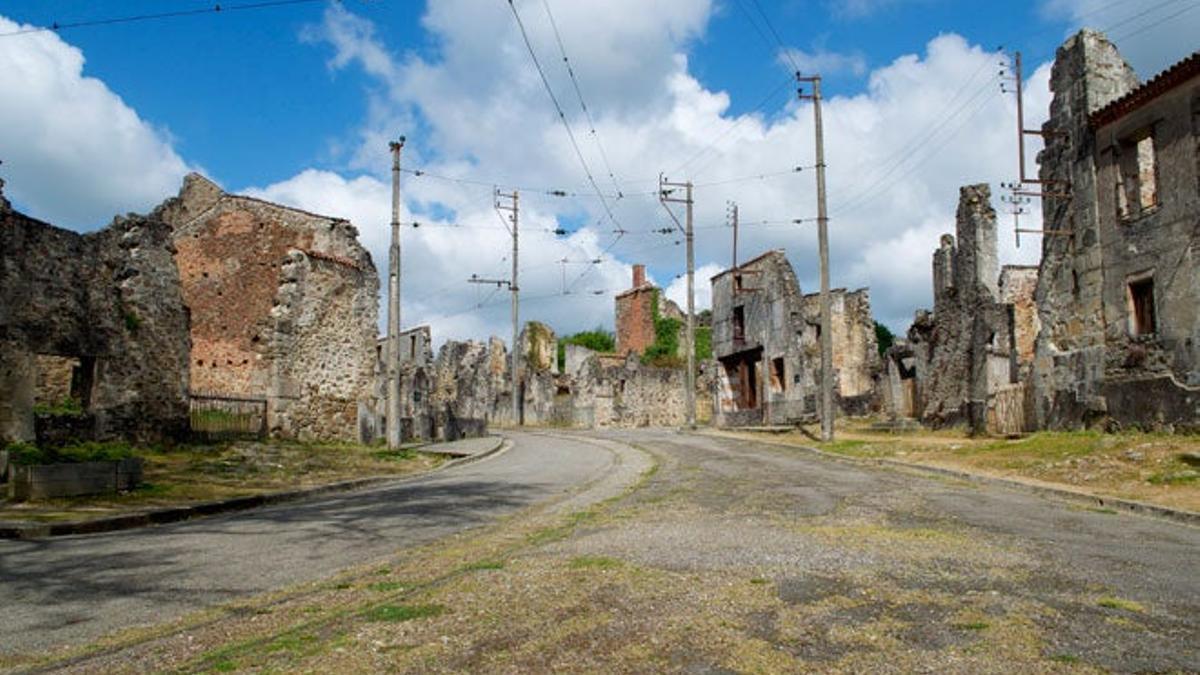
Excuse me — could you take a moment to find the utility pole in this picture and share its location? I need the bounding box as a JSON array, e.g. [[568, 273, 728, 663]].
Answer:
[[659, 175, 696, 430], [798, 73, 834, 442], [470, 189, 520, 427], [386, 136, 405, 450]]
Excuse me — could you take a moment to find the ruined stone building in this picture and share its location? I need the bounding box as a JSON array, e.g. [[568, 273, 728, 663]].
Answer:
[[710, 250, 880, 427], [155, 173, 378, 442], [0, 179, 191, 445], [900, 185, 1038, 434], [614, 264, 684, 356], [1030, 32, 1200, 430], [800, 288, 881, 415]]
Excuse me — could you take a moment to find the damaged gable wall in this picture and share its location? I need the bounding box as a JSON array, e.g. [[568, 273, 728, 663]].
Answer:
[[156, 173, 378, 442]]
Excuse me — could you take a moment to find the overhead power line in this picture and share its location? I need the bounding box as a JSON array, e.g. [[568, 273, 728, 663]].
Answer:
[[540, 0, 624, 198], [504, 0, 627, 234], [0, 0, 330, 37]]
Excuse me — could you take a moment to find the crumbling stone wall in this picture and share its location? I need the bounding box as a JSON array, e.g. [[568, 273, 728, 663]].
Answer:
[[800, 288, 882, 413], [427, 337, 508, 437], [157, 173, 378, 442], [1, 182, 190, 444], [1000, 266, 1040, 367], [570, 353, 687, 428], [1031, 30, 1200, 430], [881, 340, 918, 419], [908, 185, 1030, 432]]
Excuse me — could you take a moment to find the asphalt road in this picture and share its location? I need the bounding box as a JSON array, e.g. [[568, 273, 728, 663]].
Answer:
[[0, 432, 615, 653], [5, 428, 1199, 672], [574, 430, 1200, 672]]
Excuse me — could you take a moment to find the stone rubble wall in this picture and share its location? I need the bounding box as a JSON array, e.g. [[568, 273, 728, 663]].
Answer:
[[801, 288, 882, 407], [0, 193, 190, 444], [157, 173, 378, 442], [908, 185, 1029, 432], [1030, 30, 1200, 431]]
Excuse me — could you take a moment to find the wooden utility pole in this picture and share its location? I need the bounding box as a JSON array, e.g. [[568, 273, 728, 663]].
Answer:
[[386, 136, 405, 450], [798, 74, 834, 442], [659, 175, 696, 429]]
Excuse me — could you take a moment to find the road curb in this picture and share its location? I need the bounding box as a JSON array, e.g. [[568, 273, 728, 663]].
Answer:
[[694, 430, 1200, 527], [0, 435, 507, 540]]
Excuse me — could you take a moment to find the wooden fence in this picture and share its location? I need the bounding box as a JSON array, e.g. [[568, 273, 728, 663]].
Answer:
[[189, 392, 267, 439]]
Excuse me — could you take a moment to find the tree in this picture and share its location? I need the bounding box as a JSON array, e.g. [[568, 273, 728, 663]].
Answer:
[[874, 321, 895, 357]]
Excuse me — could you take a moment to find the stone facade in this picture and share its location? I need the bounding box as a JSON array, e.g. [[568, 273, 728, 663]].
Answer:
[[570, 353, 687, 428], [710, 250, 880, 427], [1031, 32, 1200, 430], [906, 185, 1037, 433], [800, 288, 881, 414], [156, 173, 378, 442], [0, 180, 191, 445]]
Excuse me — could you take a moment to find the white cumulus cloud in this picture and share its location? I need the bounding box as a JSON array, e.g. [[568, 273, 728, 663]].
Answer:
[[0, 16, 192, 229]]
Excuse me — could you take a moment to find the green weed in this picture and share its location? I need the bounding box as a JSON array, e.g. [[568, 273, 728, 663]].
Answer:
[[1097, 596, 1145, 613], [365, 604, 445, 623], [569, 556, 623, 570]]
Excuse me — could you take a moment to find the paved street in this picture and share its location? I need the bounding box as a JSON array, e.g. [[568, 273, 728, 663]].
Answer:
[[4, 429, 1199, 672], [0, 433, 615, 653]]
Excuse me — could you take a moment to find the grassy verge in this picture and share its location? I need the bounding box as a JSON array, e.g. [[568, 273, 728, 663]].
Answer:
[[728, 418, 1200, 512], [0, 440, 444, 522]]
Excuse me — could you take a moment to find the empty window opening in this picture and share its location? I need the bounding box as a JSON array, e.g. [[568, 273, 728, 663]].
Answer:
[[770, 357, 786, 393], [732, 306, 746, 344], [34, 354, 93, 413], [1117, 130, 1159, 219], [1128, 277, 1156, 336]]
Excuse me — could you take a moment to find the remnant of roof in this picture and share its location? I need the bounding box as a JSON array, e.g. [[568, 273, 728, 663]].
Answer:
[[1090, 51, 1200, 129]]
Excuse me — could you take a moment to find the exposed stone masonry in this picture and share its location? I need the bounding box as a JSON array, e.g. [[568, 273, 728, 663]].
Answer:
[[711, 250, 881, 427], [905, 185, 1036, 433], [157, 173, 378, 442], [1, 183, 191, 445], [1031, 31, 1200, 430]]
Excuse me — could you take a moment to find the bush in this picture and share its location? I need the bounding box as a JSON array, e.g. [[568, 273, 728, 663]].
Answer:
[[4, 441, 135, 466], [558, 328, 616, 370]]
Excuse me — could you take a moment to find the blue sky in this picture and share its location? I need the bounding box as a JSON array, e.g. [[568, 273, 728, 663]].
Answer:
[[1, 0, 1196, 341]]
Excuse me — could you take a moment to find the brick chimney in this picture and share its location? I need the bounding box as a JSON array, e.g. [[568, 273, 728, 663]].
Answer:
[[632, 264, 646, 289]]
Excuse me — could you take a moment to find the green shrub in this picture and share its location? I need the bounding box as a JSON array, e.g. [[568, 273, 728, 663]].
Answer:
[[4, 441, 135, 465], [558, 328, 617, 370], [33, 397, 85, 417]]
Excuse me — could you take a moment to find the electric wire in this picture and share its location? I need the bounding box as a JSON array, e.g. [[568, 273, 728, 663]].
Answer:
[[504, 0, 627, 234], [0, 0, 330, 37], [540, 0, 625, 199]]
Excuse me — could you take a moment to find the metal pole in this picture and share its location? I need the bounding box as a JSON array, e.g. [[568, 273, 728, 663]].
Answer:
[[386, 136, 405, 450], [810, 76, 834, 442], [511, 192, 521, 427], [685, 181, 696, 430]]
